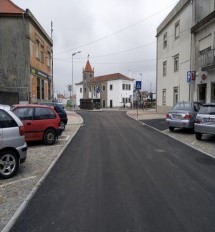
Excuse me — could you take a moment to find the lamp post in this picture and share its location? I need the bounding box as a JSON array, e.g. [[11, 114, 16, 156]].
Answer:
[[72, 51, 81, 109]]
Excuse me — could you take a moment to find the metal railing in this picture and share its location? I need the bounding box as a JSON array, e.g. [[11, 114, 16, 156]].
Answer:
[[199, 48, 215, 70]]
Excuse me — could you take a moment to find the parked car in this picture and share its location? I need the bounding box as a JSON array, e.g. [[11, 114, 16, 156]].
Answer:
[[166, 101, 202, 131], [41, 102, 68, 130], [194, 103, 215, 140], [12, 104, 63, 145], [0, 106, 27, 179]]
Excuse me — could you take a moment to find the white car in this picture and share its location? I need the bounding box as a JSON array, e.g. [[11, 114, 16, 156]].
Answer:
[[0, 105, 27, 179], [195, 103, 215, 140]]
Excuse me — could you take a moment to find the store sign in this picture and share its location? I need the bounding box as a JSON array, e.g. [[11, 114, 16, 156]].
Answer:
[[31, 67, 51, 80]]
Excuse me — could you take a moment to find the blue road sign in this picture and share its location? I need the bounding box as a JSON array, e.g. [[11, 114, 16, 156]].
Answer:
[[187, 71, 192, 83], [135, 81, 142, 90]]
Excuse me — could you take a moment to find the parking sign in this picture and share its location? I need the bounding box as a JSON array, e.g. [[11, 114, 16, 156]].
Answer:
[[187, 71, 192, 83]]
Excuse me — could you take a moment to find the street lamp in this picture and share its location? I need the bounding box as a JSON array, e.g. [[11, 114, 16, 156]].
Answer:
[[72, 51, 81, 109]]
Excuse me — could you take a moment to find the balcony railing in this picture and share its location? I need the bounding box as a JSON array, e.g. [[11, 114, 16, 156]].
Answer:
[[199, 48, 215, 71]]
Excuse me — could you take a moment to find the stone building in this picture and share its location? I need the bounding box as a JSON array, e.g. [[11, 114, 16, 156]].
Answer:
[[0, 0, 53, 103]]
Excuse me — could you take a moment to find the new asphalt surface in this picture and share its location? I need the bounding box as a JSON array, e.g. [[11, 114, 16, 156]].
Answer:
[[7, 111, 215, 232]]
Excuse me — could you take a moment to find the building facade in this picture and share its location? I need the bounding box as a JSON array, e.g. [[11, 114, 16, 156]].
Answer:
[[76, 60, 134, 108], [191, 0, 215, 104], [156, 0, 215, 113], [0, 0, 53, 104]]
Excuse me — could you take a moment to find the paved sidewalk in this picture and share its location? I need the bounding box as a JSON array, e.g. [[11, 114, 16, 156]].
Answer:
[[126, 108, 165, 120], [0, 111, 83, 232]]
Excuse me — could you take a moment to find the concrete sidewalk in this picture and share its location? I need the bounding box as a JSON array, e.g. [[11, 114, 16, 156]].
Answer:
[[126, 108, 165, 120]]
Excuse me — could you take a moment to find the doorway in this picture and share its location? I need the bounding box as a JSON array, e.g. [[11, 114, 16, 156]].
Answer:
[[198, 84, 207, 104], [110, 100, 113, 108]]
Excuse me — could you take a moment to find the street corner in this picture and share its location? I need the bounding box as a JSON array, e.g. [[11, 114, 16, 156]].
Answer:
[[66, 111, 83, 125]]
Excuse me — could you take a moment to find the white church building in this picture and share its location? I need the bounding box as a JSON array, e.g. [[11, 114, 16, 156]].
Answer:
[[76, 59, 134, 108]]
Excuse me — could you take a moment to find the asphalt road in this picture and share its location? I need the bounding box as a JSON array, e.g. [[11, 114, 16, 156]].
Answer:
[[10, 111, 215, 232]]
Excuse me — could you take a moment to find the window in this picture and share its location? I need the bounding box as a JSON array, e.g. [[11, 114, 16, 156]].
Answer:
[[80, 88, 82, 93], [103, 86, 105, 91], [174, 54, 179, 72], [173, 87, 178, 105], [37, 78, 41, 99], [122, 84, 125, 90], [84, 88, 87, 93], [211, 83, 215, 103], [13, 107, 33, 120], [36, 40, 40, 59], [0, 110, 17, 128], [163, 32, 167, 48], [34, 108, 55, 120], [41, 80, 44, 99], [110, 84, 113, 90], [175, 20, 180, 39], [163, 61, 167, 76], [162, 89, 166, 105], [40, 48, 44, 63], [122, 98, 130, 103], [47, 51, 51, 68]]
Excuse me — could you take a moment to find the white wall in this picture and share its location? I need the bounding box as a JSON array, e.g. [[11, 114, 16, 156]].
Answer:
[[107, 80, 133, 107], [157, 2, 192, 113], [76, 84, 83, 106]]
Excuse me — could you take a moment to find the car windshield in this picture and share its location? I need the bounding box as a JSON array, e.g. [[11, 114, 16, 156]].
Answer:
[[172, 102, 192, 111], [198, 105, 215, 115]]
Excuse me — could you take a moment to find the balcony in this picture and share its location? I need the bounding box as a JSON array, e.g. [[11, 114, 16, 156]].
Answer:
[[199, 48, 215, 71]]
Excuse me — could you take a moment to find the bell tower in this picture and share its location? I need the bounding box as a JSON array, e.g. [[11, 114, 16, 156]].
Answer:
[[83, 55, 94, 81]]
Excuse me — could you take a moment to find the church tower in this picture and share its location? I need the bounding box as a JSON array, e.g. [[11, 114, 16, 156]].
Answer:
[[83, 55, 94, 80]]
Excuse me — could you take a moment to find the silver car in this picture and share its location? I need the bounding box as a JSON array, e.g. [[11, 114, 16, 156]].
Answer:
[[195, 103, 215, 140], [166, 101, 202, 131], [0, 106, 27, 179]]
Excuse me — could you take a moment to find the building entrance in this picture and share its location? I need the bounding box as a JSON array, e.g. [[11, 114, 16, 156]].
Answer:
[[198, 84, 207, 104]]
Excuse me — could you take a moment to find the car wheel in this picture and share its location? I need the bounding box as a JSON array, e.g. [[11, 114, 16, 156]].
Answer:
[[169, 126, 174, 132], [195, 133, 202, 140], [44, 129, 56, 145], [61, 121, 65, 131], [0, 150, 19, 179]]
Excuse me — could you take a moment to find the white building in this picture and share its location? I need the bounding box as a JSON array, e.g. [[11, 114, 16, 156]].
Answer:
[[156, 0, 215, 113], [191, 0, 215, 105], [76, 60, 134, 108]]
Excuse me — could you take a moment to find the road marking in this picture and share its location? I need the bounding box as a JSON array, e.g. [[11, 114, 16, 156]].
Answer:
[[0, 176, 37, 188]]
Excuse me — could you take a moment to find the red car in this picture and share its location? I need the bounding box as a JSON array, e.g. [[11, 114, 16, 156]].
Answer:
[[12, 104, 63, 145]]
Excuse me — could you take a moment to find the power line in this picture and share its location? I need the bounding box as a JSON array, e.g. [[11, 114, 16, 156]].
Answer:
[[55, 0, 179, 55]]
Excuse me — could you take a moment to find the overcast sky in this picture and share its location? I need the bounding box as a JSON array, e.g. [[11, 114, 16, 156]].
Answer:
[[13, 0, 179, 95]]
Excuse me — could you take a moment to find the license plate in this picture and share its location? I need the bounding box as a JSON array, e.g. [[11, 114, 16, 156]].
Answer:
[[203, 118, 215, 123], [173, 114, 182, 119]]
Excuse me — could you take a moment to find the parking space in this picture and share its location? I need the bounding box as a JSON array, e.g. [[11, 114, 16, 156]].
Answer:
[[0, 113, 82, 231], [140, 118, 215, 158]]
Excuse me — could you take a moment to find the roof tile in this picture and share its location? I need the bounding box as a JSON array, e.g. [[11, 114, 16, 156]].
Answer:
[[0, 0, 24, 14], [76, 73, 134, 85], [84, 60, 93, 72]]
